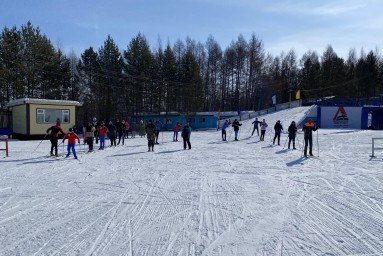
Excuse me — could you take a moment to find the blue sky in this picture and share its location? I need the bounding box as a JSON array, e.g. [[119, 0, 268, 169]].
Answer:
[[1, 0, 382, 59]]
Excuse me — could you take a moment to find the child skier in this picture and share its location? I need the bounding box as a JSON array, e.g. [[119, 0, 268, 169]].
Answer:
[[62, 128, 80, 159]]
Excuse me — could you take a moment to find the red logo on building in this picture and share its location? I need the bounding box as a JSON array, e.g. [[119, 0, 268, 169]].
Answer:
[[333, 106, 349, 121]]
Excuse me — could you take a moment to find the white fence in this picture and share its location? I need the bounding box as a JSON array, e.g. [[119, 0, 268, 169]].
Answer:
[[371, 137, 383, 157]]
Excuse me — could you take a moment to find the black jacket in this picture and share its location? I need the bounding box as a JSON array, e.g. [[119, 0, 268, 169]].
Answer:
[[288, 124, 297, 138]]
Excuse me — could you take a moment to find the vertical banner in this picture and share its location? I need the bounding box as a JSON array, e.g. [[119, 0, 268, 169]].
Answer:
[[272, 95, 276, 105], [295, 90, 301, 100]]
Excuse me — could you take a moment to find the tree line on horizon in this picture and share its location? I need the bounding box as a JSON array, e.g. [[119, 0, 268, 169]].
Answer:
[[0, 21, 382, 122]]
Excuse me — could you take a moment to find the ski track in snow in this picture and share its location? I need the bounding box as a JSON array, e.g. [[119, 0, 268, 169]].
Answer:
[[0, 107, 383, 255]]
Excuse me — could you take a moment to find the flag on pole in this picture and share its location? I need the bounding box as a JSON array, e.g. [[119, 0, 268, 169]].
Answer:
[[295, 89, 301, 100]]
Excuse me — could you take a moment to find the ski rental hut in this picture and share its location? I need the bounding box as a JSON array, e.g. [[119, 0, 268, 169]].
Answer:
[[7, 98, 82, 140]]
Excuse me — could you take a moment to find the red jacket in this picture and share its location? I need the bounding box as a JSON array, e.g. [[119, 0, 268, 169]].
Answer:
[[98, 125, 108, 136], [63, 132, 80, 144], [174, 124, 182, 132], [47, 125, 65, 139]]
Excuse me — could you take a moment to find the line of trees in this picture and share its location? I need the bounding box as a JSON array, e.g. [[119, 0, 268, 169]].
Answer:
[[1, 22, 382, 122]]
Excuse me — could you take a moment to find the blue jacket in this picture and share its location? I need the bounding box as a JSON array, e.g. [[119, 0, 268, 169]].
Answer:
[[155, 121, 163, 131], [222, 122, 230, 130]]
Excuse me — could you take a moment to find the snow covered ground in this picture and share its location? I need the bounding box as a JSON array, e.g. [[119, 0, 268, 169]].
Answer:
[[1, 107, 383, 256]]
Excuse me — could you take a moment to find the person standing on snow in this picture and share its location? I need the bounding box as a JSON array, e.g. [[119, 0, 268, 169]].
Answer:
[[85, 121, 96, 152], [287, 121, 297, 149], [98, 122, 108, 150], [46, 119, 65, 156], [92, 117, 100, 144], [221, 120, 231, 141], [302, 118, 318, 157], [62, 128, 80, 159], [155, 119, 163, 144], [108, 121, 117, 147], [251, 117, 261, 136], [182, 123, 192, 149], [231, 119, 242, 141], [139, 120, 146, 137], [145, 120, 157, 151], [260, 119, 268, 141], [173, 122, 182, 141], [273, 120, 283, 145]]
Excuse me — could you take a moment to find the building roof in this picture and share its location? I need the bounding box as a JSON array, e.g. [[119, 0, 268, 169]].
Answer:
[[6, 98, 82, 107]]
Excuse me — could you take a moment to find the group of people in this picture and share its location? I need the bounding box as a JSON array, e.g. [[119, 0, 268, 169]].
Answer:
[[46, 115, 318, 158], [45, 118, 194, 157], [221, 117, 319, 157]]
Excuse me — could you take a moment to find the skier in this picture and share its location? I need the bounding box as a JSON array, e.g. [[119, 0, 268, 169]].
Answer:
[[145, 120, 157, 151], [273, 120, 283, 145], [116, 119, 125, 145], [85, 121, 96, 152], [98, 121, 108, 150], [108, 121, 117, 147], [287, 121, 297, 149], [221, 120, 231, 141], [62, 128, 80, 159], [93, 117, 100, 144], [46, 119, 65, 156], [123, 120, 130, 139], [182, 122, 192, 150], [260, 119, 268, 141], [173, 122, 182, 141], [302, 118, 318, 157], [251, 117, 261, 136], [139, 120, 146, 137], [231, 119, 242, 141], [155, 119, 163, 144]]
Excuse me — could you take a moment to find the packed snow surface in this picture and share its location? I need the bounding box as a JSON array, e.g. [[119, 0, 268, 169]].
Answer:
[[1, 107, 383, 255]]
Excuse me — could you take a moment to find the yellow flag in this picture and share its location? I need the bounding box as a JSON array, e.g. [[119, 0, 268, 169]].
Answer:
[[295, 90, 301, 100]]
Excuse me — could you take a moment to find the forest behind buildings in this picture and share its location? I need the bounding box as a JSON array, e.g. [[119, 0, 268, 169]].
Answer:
[[1, 21, 382, 121]]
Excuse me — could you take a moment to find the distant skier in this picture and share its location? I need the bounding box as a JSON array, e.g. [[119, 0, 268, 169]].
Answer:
[[46, 119, 65, 156], [273, 120, 283, 145], [287, 121, 297, 149], [98, 122, 108, 150], [145, 120, 157, 151], [260, 119, 268, 141], [155, 119, 163, 144], [85, 121, 96, 152], [221, 120, 231, 141], [108, 121, 117, 147], [251, 117, 261, 136], [181, 123, 192, 149], [139, 120, 146, 137], [173, 122, 182, 141], [62, 128, 80, 159], [231, 119, 242, 141], [302, 118, 318, 157]]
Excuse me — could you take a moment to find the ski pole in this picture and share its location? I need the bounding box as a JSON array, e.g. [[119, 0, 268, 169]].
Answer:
[[282, 135, 288, 149], [301, 137, 305, 157], [296, 135, 301, 150], [32, 134, 48, 154], [317, 130, 319, 157]]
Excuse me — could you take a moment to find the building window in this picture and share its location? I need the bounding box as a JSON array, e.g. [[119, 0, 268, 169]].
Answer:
[[199, 118, 206, 123], [36, 109, 70, 124], [188, 118, 195, 123]]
